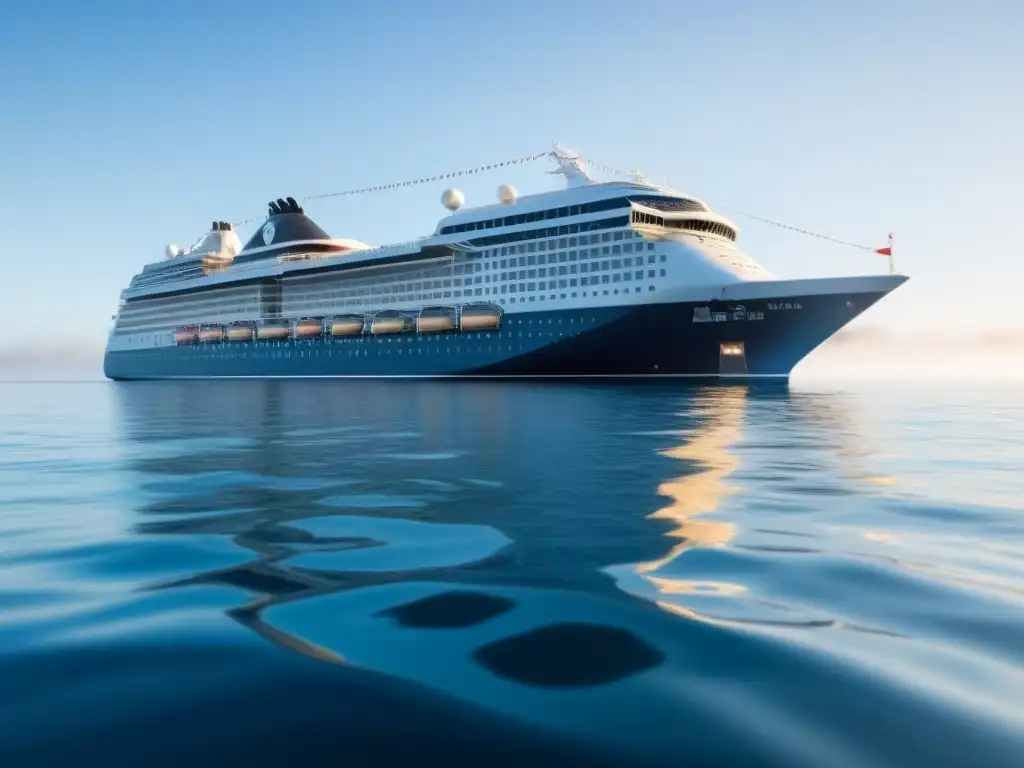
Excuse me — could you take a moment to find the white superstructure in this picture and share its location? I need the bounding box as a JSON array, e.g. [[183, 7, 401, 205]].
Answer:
[[107, 146, 891, 354]]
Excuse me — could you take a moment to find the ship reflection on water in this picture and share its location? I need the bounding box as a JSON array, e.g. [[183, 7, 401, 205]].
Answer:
[[603, 385, 750, 620], [114, 379, 782, 760], [636, 385, 748, 607], [116, 379, 771, 655], [85, 378, 1024, 765]]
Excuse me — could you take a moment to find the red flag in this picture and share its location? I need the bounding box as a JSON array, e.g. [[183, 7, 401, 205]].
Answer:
[[875, 247, 892, 256]]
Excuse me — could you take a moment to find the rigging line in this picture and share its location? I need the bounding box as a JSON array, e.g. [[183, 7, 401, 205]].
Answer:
[[230, 151, 551, 228], [715, 209, 875, 251], [575, 152, 878, 252], [229, 145, 879, 254]]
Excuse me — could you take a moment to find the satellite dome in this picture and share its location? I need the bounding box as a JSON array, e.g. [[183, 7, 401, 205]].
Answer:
[[497, 184, 518, 205], [441, 188, 464, 211], [165, 243, 179, 258]]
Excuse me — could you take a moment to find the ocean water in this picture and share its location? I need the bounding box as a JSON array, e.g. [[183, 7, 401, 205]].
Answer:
[[1, 378, 1023, 766]]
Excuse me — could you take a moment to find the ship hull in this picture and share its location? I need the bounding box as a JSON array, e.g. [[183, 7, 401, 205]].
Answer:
[[103, 288, 895, 380]]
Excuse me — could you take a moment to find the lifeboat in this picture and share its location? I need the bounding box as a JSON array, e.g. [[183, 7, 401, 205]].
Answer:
[[295, 317, 325, 338], [174, 325, 198, 345], [331, 314, 365, 337], [226, 323, 255, 342], [199, 325, 224, 343], [370, 310, 414, 335], [257, 321, 291, 340], [417, 306, 457, 334], [459, 303, 502, 331]]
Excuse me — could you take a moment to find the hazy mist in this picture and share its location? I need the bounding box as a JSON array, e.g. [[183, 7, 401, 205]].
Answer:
[[3, 328, 1023, 382]]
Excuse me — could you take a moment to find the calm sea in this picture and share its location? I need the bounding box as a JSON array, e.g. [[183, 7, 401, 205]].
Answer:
[[1, 378, 1022, 766]]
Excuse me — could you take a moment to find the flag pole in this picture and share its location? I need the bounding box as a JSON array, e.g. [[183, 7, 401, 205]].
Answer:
[[888, 232, 894, 275]]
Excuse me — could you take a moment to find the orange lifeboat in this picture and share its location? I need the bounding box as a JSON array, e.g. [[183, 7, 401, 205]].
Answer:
[[295, 318, 325, 338], [257, 321, 291, 340], [417, 306, 457, 334], [174, 325, 199, 345], [330, 315, 365, 337], [199, 325, 224, 343], [459, 303, 502, 331], [226, 323, 254, 342], [370, 311, 414, 335]]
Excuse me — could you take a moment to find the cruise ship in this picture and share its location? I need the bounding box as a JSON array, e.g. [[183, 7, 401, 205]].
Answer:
[[103, 147, 907, 380]]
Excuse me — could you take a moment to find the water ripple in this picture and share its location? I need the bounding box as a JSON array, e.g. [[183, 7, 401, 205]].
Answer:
[[1, 379, 1023, 766]]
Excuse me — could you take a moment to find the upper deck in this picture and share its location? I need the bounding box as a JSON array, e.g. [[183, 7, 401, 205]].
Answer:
[[121, 151, 743, 303]]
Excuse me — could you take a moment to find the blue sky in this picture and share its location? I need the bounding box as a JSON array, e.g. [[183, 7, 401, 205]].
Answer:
[[1, 0, 1021, 364]]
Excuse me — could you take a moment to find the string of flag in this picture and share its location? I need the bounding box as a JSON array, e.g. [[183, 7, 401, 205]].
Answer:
[[568, 151, 892, 256], [225, 146, 894, 264], [231, 152, 550, 227], [712, 209, 875, 251]]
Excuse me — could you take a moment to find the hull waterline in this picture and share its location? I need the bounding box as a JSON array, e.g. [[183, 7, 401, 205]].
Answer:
[[104, 281, 904, 380]]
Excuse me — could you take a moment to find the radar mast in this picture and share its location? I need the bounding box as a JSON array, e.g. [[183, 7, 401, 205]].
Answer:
[[547, 143, 594, 188]]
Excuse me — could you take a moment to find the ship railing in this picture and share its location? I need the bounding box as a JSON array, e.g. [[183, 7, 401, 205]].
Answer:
[[126, 241, 453, 301]]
